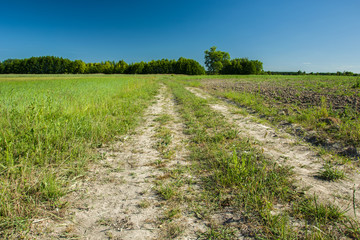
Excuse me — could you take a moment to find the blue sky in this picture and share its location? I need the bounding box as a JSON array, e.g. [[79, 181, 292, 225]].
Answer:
[[1, 0, 360, 72]]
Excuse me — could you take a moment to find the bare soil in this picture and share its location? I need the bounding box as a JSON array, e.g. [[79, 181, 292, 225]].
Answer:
[[29, 86, 207, 239], [202, 79, 360, 112], [186, 87, 360, 220]]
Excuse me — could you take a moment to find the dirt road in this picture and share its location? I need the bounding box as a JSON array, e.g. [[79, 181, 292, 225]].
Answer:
[[187, 86, 360, 220], [30, 84, 359, 239], [32, 86, 207, 239]]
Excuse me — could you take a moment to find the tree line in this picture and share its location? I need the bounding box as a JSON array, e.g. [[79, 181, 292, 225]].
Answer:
[[264, 71, 359, 76], [0, 56, 205, 75], [0, 47, 270, 75]]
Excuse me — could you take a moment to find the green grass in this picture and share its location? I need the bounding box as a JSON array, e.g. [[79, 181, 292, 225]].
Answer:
[[2, 74, 360, 238], [154, 114, 172, 124], [318, 163, 345, 181], [294, 196, 345, 224], [0, 74, 159, 237], [199, 225, 239, 240], [156, 183, 176, 200], [165, 77, 359, 239]]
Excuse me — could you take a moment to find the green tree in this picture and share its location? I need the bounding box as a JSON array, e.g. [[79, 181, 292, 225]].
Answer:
[[114, 60, 128, 74], [73, 60, 86, 74], [204, 46, 230, 74]]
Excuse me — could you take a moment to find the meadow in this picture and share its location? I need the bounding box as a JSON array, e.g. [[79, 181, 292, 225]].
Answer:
[[0, 75, 159, 236], [1, 74, 359, 239]]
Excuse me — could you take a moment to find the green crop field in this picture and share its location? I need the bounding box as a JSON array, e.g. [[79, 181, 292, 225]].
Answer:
[[1, 74, 359, 239]]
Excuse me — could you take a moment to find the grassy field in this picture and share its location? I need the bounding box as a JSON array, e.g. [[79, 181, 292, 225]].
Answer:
[[1, 74, 359, 238], [0, 75, 159, 236]]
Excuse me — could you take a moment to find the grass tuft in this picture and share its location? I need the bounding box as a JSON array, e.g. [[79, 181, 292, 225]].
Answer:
[[294, 196, 345, 224], [156, 184, 175, 200], [318, 163, 345, 181]]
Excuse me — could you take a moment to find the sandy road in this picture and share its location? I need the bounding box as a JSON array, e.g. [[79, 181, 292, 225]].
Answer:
[[31, 85, 207, 239]]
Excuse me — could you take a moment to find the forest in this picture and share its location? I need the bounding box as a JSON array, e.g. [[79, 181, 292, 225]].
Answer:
[[0, 56, 205, 75], [0, 47, 268, 75]]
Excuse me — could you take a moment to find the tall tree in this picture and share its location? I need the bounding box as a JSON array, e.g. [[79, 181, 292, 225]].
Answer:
[[204, 46, 230, 74]]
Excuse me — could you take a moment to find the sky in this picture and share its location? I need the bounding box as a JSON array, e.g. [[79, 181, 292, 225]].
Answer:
[[1, 0, 360, 73]]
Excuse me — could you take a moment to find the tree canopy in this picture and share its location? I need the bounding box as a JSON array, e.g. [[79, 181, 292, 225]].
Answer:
[[204, 46, 263, 75], [0, 56, 205, 75], [204, 46, 231, 75]]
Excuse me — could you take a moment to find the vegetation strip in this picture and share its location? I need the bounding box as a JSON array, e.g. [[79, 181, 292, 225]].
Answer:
[[152, 86, 209, 239], [166, 79, 360, 239], [0, 75, 158, 238]]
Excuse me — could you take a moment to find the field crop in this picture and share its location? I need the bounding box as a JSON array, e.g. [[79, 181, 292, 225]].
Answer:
[[0, 75, 159, 237]]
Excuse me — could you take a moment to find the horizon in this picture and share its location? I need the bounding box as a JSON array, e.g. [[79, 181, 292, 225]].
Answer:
[[1, 0, 359, 73]]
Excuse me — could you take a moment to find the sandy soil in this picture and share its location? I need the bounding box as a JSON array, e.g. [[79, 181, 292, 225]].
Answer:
[[186, 87, 360, 220], [30, 86, 207, 239]]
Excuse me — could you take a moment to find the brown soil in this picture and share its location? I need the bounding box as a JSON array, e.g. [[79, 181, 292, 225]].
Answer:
[[202, 79, 360, 112], [186, 87, 360, 220]]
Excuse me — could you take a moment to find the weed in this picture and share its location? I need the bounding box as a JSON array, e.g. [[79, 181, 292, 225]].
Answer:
[[33, 173, 64, 201], [164, 207, 181, 219], [351, 78, 360, 88], [154, 114, 172, 124], [155, 127, 172, 153], [199, 225, 238, 240], [318, 163, 345, 181], [319, 96, 329, 118], [96, 217, 113, 226], [157, 184, 175, 200], [163, 222, 184, 239], [105, 231, 114, 239], [294, 196, 345, 224], [162, 149, 175, 159], [138, 200, 151, 209]]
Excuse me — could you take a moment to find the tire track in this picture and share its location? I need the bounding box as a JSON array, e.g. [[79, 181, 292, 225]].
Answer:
[[31, 85, 208, 239], [186, 87, 360, 220]]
